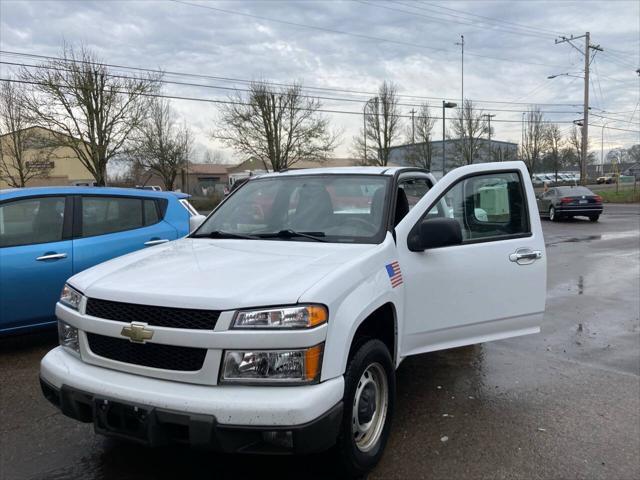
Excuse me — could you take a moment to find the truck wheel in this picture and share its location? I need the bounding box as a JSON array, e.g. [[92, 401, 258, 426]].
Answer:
[[336, 339, 395, 477]]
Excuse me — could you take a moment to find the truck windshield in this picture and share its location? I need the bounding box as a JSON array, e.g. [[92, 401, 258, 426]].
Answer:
[[193, 174, 391, 243]]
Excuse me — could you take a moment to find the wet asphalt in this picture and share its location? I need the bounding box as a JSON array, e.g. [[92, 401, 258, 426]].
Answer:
[[1, 204, 638, 480]]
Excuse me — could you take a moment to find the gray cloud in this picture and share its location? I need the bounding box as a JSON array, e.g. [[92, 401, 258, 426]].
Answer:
[[1, 0, 638, 161]]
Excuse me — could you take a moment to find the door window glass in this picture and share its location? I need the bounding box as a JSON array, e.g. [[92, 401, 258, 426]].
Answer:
[[0, 197, 66, 247], [424, 172, 529, 241], [81, 197, 143, 237], [144, 200, 159, 225], [399, 178, 431, 210]]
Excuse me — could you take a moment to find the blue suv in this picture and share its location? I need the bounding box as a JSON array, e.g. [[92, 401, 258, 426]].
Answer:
[[0, 187, 197, 334]]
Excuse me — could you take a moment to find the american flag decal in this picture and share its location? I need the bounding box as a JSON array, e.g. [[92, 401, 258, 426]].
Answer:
[[385, 261, 403, 288]]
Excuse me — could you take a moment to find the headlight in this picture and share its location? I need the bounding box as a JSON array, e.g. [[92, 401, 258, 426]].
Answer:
[[60, 284, 83, 310], [232, 305, 327, 329], [220, 344, 323, 385], [58, 320, 79, 355]]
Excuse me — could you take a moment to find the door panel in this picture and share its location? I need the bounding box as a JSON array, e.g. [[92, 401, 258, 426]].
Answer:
[[395, 162, 546, 357], [0, 196, 72, 331]]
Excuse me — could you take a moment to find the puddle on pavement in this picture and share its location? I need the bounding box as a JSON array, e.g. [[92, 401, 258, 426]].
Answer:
[[546, 230, 639, 247]]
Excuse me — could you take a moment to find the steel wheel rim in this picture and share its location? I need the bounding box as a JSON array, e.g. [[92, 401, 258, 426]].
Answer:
[[352, 362, 388, 453]]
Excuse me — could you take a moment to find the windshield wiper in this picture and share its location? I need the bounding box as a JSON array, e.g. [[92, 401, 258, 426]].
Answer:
[[256, 229, 327, 242], [191, 230, 261, 240]]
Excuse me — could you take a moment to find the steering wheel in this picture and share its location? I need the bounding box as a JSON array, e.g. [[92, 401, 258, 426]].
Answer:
[[337, 217, 378, 235]]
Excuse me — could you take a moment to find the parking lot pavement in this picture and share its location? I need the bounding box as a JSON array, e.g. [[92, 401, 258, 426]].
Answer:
[[1, 204, 638, 480]]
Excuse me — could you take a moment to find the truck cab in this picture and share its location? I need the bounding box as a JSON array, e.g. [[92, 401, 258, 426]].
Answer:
[[40, 161, 546, 477]]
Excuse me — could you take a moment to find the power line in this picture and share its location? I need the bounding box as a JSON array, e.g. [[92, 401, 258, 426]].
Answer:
[[0, 50, 587, 107], [591, 113, 640, 127], [356, 0, 553, 41], [169, 0, 573, 69], [417, 1, 566, 38], [0, 76, 587, 125], [1, 60, 589, 115]]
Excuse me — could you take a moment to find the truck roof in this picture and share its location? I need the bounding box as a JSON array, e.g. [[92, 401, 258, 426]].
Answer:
[[260, 166, 425, 178]]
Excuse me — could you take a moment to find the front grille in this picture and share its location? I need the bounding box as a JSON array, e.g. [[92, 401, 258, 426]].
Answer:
[[86, 333, 207, 371], [85, 298, 220, 330]]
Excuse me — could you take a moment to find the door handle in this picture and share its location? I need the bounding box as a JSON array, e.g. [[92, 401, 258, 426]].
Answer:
[[144, 239, 170, 246], [36, 253, 68, 261], [509, 249, 542, 264]]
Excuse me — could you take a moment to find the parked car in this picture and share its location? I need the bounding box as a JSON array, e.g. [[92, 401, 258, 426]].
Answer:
[[536, 185, 603, 222], [40, 162, 546, 477], [0, 187, 203, 334], [596, 173, 619, 184]]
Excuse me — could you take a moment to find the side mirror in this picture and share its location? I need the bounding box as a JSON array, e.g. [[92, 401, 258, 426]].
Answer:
[[189, 214, 206, 233], [408, 217, 463, 252]]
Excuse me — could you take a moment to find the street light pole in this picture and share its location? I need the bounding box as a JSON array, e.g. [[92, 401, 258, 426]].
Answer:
[[600, 122, 607, 175], [442, 101, 457, 176], [483, 114, 496, 160], [456, 35, 465, 164]]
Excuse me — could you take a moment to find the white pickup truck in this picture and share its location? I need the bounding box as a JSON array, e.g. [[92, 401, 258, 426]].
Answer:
[[40, 161, 546, 476]]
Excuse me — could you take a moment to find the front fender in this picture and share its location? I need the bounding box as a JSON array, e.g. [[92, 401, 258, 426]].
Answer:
[[299, 233, 403, 381]]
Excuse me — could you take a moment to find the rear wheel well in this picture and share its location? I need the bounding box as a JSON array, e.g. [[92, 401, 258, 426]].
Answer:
[[348, 303, 396, 365]]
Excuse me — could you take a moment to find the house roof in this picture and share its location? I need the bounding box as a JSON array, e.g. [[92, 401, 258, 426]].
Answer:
[[229, 157, 362, 173], [187, 163, 231, 175], [0, 125, 81, 142]]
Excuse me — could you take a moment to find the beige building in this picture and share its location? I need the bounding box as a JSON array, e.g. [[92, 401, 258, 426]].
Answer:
[[0, 127, 94, 189]]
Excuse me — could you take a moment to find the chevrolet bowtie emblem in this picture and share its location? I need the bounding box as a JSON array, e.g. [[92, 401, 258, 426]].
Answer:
[[121, 322, 154, 343]]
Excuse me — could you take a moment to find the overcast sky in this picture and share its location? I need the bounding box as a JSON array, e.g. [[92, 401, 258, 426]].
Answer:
[[1, 0, 638, 163]]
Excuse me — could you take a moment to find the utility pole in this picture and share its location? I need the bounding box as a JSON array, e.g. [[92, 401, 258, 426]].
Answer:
[[555, 32, 603, 185], [483, 113, 496, 160], [410, 108, 416, 144]]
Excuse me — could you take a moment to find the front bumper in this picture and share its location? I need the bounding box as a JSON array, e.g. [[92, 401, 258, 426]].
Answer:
[[40, 377, 342, 454], [40, 347, 344, 453]]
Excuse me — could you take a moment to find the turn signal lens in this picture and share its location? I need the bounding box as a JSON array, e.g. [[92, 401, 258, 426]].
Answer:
[[233, 305, 328, 329], [58, 320, 80, 355]]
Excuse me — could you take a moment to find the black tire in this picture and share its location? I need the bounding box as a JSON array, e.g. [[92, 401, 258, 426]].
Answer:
[[336, 339, 396, 478], [589, 215, 600, 222], [549, 206, 560, 222]]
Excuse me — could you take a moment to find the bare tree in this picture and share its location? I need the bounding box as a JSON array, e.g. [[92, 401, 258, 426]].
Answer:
[[216, 82, 338, 172], [202, 148, 226, 164], [491, 144, 518, 163], [404, 103, 437, 170], [20, 45, 160, 185], [130, 98, 192, 191], [352, 81, 402, 166], [450, 99, 488, 165], [521, 107, 548, 174], [544, 123, 563, 181], [569, 126, 584, 163], [0, 81, 54, 187]]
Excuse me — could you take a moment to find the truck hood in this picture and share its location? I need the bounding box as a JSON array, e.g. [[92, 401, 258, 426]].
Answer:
[[71, 238, 374, 310]]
